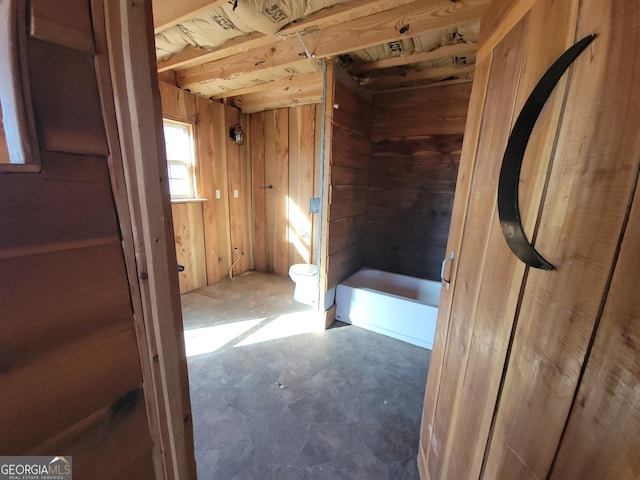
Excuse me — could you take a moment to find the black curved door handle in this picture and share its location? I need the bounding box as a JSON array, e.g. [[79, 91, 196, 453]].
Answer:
[[498, 34, 596, 270]]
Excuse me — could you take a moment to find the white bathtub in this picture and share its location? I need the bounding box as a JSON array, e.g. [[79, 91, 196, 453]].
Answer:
[[335, 268, 440, 349]]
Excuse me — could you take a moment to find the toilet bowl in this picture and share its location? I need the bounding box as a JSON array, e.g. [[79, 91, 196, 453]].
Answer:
[[288, 264, 318, 305]]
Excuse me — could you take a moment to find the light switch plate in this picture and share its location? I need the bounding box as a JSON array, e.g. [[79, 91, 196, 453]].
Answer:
[[310, 197, 321, 213]]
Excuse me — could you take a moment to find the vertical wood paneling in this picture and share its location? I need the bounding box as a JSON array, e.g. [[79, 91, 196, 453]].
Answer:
[[318, 62, 336, 314], [273, 109, 290, 275], [171, 202, 206, 294], [158, 82, 196, 123], [483, 0, 640, 477], [159, 82, 202, 293], [264, 109, 289, 275], [226, 105, 250, 275], [440, 3, 579, 479], [423, 19, 530, 480], [239, 111, 254, 272], [251, 105, 320, 275], [198, 98, 232, 284], [550, 177, 640, 480], [288, 105, 316, 266], [420, 0, 640, 479], [312, 104, 323, 266], [161, 84, 256, 287], [418, 55, 494, 480], [263, 112, 276, 273], [250, 112, 267, 271]]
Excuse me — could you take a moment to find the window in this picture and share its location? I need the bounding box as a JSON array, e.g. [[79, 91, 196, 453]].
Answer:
[[163, 119, 196, 200], [0, 0, 40, 170]]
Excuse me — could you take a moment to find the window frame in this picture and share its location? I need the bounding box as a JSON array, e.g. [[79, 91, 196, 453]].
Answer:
[[0, 0, 40, 172], [162, 118, 198, 201]]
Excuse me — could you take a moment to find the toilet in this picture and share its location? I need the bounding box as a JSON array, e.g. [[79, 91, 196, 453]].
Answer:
[[288, 264, 318, 305]]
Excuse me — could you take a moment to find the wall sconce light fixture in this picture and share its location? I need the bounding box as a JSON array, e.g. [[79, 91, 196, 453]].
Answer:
[[229, 124, 244, 145]]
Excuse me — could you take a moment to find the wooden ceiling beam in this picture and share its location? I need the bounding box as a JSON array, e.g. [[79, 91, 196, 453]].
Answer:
[[176, 0, 489, 89], [363, 64, 475, 90], [157, 34, 268, 73], [157, 0, 418, 72], [373, 77, 474, 95], [231, 81, 323, 113], [349, 42, 477, 73], [211, 71, 322, 99], [153, 0, 227, 33], [190, 58, 319, 98]]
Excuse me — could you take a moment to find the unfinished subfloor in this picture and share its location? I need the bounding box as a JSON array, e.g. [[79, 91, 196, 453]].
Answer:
[[181, 271, 430, 479]]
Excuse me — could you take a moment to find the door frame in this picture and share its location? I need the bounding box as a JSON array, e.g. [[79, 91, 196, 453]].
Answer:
[[93, 1, 196, 478]]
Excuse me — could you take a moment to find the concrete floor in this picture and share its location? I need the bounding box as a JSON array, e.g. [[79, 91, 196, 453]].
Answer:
[[181, 271, 431, 479]]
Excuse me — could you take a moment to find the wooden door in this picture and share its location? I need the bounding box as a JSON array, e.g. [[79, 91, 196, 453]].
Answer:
[[418, 0, 640, 478]]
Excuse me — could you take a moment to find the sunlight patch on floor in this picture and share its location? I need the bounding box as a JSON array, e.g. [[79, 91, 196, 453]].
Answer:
[[235, 310, 323, 347], [185, 318, 265, 357]]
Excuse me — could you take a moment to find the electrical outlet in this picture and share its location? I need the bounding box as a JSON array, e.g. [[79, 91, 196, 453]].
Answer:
[[234, 189, 239, 198], [215, 189, 221, 199]]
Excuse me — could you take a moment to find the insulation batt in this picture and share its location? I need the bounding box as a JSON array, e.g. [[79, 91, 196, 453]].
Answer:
[[156, 0, 352, 61]]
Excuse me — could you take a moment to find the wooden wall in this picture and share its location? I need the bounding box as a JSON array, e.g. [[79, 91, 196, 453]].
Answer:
[[325, 74, 373, 290], [171, 202, 207, 293], [367, 84, 472, 280], [161, 81, 324, 289], [159, 82, 207, 293], [159, 82, 253, 291], [419, 0, 640, 478], [250, 105, 321, 275], [0, 1, 156, 476]]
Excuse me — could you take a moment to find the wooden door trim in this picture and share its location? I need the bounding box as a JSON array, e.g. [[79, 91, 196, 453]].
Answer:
[[477, 0, 536, 62], [94, 0, 196, 478]]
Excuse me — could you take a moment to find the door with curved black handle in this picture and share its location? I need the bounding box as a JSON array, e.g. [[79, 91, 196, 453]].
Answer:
[[497, 34, 596, 270]]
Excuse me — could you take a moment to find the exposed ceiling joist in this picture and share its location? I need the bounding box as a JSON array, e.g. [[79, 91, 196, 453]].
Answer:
[[349, 42, 477, 74], [158, 34, 269, 73], [231, 74, 323, 113], [153, 0, 227, 33], [192, 58, 319, 97], [380, 77, 475, 94], [157, 0, 419, 72], [211, 71, 321, 99], [364, 64, 475, 90], [175, 0, 488, 89]]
